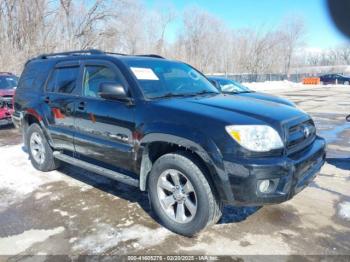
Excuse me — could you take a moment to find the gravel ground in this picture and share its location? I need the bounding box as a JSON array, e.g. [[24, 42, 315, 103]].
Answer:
[[0, 85, 349, 259]]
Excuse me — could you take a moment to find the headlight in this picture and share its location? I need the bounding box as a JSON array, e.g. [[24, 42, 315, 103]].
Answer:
[[225, 125, 284, 152]]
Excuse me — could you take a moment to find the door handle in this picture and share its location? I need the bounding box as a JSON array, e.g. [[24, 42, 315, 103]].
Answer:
[[77, 101, 86, 111], [44, 96, 50, 104]]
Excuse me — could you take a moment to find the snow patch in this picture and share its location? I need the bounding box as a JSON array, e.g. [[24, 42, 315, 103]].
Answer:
[[338, 201, 350, 221], [69, 237, 78, 243], [181, 232, 291, 255], [0, 227, 65, 255], [0, 144, 92, 208], [73, 223, 171, 254], [53, 209, 69, 217], [243, 80, 304, 92], [35, 192, 52, 199]]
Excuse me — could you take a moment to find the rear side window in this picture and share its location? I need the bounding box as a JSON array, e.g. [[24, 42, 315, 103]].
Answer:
[[46, 67, 79, 94], [18, 61, 54, 92]]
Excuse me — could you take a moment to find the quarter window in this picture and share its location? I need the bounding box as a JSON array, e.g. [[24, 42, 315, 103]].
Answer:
[[46, 67, 79, 94], [83, 66, 123, 98]]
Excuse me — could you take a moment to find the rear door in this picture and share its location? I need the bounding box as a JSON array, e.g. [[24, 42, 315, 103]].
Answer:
[[73, 59, 136, 172], [43, 61, 81, 152]]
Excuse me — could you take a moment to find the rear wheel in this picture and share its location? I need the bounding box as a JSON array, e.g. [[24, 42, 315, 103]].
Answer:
[[26, 123, 60, 171], [148, 152, 222, 236]]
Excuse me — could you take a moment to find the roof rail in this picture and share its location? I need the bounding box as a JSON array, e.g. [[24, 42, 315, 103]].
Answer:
[[31, 50, 165, 61], [36, 49, 104, 59], [0, 72, 14, 75], [104, 52, 128, 56], [136, 54, 165, 59]]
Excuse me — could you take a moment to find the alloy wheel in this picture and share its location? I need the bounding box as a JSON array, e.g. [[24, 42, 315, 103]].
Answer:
[[30, 132, 46, 164], [156, 169, 197, 223]]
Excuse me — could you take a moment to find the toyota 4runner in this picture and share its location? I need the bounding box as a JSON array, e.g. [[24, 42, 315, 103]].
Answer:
[[13, 50, 326, 236]]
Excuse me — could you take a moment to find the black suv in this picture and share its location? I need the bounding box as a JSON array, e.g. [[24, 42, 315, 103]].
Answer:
[[13, 50, 326, 236]]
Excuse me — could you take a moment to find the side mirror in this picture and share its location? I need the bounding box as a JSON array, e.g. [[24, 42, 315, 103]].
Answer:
[[209, 80, 221, 91], [99, 82, 131, 103]]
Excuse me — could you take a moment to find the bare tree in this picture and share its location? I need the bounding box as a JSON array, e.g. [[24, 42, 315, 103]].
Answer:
[[278, 16, 306, 75], [1, 0, 349, 77], [146, 3, 176, 55]]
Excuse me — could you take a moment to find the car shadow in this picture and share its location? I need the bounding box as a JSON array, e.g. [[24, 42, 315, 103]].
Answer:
[[57, 163, 154, 217], [219, 205, 261, 224], [48, 162, 260, 225], [326, 157, 350, 171]]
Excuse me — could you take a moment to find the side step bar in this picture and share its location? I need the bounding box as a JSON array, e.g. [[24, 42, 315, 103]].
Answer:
[[53, 152, 139, 187]]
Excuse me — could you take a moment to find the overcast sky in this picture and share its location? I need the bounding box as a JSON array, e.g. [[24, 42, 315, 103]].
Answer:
[[145, 0, 348, 50]]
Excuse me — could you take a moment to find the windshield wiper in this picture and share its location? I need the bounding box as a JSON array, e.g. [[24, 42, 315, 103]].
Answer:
[[190, 90, 218, 96], [151, 92, 192, 99], [152, 90, 218, 99], [223, 90, 252, 94]]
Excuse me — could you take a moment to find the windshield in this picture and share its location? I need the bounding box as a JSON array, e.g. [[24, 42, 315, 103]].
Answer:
[[215, 78, 251, 93], [125, 60, 219, 99], [0, 76, 18, 89]]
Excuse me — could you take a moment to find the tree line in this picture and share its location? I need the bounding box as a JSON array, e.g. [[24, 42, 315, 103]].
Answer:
[[0, 0, 349, 76]]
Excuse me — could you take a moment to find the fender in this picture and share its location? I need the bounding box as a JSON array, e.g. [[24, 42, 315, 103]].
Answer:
[[138, 126, 234, 202], [23, 108, 55, 148]]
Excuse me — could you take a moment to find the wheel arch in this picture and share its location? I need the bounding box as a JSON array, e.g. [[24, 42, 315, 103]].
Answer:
[[139, 133, 234, 202], [23, 109, 54, 148]]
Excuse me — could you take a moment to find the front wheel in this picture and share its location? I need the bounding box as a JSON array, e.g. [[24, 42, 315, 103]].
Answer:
[[26, 123, 60, 171], [148, 152, 222, 236]]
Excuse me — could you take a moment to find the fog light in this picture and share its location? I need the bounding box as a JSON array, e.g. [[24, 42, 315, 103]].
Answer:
[[259, 180, 271, 193]]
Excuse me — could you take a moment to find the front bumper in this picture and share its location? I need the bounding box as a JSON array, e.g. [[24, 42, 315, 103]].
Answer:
[[0, 117, 13, 125], [223, 136, 326, 206], [0, 108, 14, 125]]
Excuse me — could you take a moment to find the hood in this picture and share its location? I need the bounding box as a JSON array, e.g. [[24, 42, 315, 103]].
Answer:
[[0, 89, 15, 97], [236, 92, 295, 107], [153, 94, 308, 126]]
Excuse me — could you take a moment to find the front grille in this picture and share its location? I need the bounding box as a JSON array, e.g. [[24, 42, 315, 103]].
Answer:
[[286, 119, 316, 155], [0, 97, 13, 109]]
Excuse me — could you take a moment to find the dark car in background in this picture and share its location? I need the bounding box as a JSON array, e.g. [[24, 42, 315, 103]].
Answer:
[[208, 77, 296, 107], [320, 74, 350, 85], [0, 72, 18, 125]]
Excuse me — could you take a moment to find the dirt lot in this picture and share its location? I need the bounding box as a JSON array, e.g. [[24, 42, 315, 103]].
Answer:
[[0, 85, 349, 258]]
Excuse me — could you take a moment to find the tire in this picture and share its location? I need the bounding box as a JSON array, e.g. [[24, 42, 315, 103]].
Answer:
[[344, 81, 349, 85], [148, 152, 222, 236], [26, 123, 60, 171]]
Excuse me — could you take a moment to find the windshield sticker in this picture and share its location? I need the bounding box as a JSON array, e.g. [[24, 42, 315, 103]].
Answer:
[[131, 67, 159, 80]]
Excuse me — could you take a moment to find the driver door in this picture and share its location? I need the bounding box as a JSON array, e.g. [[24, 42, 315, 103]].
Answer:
[[74, 60, 136, 172]]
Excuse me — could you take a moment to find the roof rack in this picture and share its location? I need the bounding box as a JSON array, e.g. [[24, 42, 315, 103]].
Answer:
[[136, 54, 165, 59], [36, 49, 104, 59], [33, 49, 165, 60], [104, 51, 127, 56]]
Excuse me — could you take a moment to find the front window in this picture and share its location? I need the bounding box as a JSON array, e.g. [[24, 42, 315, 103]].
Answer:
[[216, 78, 251, 93], [83, 66, 123, 98], [125, 60, 219, 99], [0, 76, 18, 89]]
